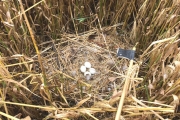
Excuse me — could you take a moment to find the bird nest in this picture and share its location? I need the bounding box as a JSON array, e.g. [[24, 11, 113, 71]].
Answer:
[[37, 29, 139, 109]]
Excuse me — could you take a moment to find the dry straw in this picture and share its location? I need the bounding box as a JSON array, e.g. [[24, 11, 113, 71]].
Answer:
[[0, 0, 179, 119]]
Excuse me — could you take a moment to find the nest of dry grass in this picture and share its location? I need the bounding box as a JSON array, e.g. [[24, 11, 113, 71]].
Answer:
[[36, 29, 137, 119]]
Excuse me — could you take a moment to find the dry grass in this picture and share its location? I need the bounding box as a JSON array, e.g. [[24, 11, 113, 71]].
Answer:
[[0, 0, 179, 119]]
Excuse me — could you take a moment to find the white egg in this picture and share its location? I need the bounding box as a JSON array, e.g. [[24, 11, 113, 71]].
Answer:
[[84, 62, 91, 68], [89, 68, 96, 74], [84, 71, 91, 80], [80, 65, 86, 73]]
